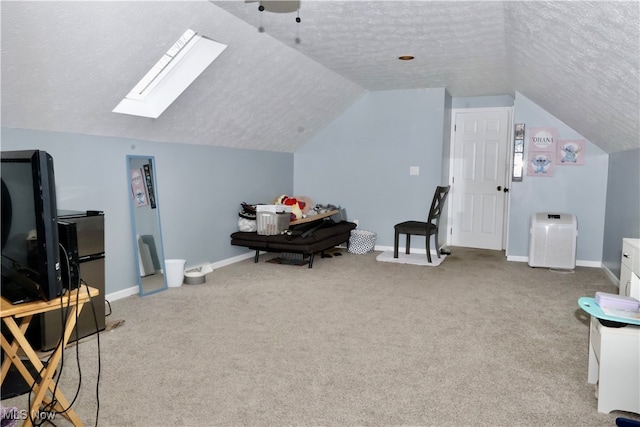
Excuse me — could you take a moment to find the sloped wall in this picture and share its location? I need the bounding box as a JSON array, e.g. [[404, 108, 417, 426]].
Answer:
[[508, 92, 609, 264]]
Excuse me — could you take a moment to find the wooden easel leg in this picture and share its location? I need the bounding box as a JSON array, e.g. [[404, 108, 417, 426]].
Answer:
[[2, 306, 85, 427], [28, 303, 85, 426], [1, 316, 35, 384]]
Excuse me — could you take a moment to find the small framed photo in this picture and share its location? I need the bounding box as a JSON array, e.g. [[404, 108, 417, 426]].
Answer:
[[512, 152, 524, 181], [514, 139, 524, 153], [515, 123, 525, 139]]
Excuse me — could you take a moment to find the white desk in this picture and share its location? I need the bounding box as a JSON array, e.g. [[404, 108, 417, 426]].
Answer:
[[588, 316, 640, 414]]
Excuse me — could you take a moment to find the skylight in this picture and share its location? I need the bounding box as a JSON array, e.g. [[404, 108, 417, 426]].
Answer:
[[113, 29, 227, 119]]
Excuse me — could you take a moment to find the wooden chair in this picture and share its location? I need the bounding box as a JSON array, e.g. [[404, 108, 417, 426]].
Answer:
[[393, 185, 450, 263]]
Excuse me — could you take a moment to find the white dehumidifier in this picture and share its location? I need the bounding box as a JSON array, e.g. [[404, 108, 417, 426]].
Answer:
[[528, 213, 578, 269]]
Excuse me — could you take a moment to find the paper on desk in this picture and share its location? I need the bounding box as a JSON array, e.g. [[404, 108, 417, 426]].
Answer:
[[599, 305, 640, 321]]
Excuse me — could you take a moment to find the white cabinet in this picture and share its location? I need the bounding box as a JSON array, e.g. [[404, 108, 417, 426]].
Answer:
[[620, 238, 640, 299], [588, 316, 640, 414], [584, 238, 640, 415]]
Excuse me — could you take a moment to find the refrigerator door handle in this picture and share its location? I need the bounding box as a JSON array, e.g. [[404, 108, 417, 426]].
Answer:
[[78, 253, 105, 263]]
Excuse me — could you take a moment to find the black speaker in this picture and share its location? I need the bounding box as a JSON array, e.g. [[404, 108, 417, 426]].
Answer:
[[57, 220, 80, 290]]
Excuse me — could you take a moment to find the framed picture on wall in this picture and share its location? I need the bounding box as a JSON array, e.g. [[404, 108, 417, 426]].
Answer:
[[513, 123, 525, 182], [557, 139, 585, 165], [527, 152, 554, 177], [131, 168, 148, 207], [515, 123, 525, 140], [529, 127, 557, 152], [527, 127, 557, 177]]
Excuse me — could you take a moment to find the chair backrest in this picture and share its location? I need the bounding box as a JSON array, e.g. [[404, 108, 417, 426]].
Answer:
[[427, 185, 450, 226]]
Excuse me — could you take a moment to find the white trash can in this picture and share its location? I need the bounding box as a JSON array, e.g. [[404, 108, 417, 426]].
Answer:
[[348, 230, 377, 254], [165, 259, 186, 287]]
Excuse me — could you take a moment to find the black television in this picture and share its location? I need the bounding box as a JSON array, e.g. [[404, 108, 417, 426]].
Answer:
[[1, 150, 63, 302]]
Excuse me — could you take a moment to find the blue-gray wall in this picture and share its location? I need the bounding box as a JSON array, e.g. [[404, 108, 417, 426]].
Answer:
[[294, 88, 448, 250], [2, 89, 633, 297], [507, 92, 609, 263], [602, 148, 640, 277], [1, 128, 293, 296], [295, 89, 610, 264]]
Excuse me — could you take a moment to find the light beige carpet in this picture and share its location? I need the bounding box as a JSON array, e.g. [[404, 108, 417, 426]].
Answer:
[[3, 247, 639, 426]]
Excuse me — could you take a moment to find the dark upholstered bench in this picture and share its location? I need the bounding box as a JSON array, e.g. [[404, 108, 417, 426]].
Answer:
[[230, 221, 357, 268]]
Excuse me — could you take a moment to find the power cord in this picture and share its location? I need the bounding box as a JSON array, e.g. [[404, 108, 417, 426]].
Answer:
[[27, 244, 76, 426], [24, 244, 101, 426]]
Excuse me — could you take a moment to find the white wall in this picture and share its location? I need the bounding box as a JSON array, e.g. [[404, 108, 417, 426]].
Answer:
[[507, 92, 609, 264]]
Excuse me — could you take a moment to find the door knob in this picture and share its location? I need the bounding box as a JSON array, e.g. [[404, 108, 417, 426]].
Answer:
[[497, 186, 502, 191], [503, 187, 509, 193]]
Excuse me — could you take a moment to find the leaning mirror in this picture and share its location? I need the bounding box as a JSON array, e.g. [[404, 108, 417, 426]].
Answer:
[[126, 155, 168, 296]]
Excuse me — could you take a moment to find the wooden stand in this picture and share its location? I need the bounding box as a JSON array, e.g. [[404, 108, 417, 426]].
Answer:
[[1, 286, 99, 427], [289, 209, 339, 226]]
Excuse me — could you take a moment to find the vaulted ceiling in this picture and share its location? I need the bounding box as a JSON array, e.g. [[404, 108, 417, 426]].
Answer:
[[1, 1, 638, 154]]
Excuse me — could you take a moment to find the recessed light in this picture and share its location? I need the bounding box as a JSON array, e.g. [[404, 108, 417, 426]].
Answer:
[[398, 55, 414, 61]]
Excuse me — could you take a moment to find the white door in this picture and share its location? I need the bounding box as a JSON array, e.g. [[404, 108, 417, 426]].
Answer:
[[449, 108, 511, 250]]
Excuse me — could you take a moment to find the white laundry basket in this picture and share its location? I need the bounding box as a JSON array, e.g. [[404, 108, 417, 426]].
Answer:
[[348, 230, 377, 254], [165, 259, 186, 287]]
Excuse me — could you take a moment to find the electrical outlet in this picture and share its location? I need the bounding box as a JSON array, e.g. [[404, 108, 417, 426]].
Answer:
[[354, 219, 359, 227], [410, 166, 420, 176]]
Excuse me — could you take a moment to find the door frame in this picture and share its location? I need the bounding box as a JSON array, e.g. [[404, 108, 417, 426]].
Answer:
[[446, 107, 514, 251]]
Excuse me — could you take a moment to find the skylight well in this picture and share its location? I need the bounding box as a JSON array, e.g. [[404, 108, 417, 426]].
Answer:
[[113, 29, 227, 119]]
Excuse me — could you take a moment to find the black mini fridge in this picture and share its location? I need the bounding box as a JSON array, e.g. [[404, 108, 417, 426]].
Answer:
[[35, 210, 106, 351]]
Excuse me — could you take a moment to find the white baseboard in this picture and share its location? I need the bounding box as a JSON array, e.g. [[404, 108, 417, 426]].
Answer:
[[210, 251, 256, 270], [105, 286, 138, 302], [104, 253, 256, 302], [601, 264, 620, 287], [576, 260, 603, 268], [507, 255, 605, 270]]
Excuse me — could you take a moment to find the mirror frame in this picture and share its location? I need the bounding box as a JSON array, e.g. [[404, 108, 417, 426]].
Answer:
[[126, 155, 168, 296]]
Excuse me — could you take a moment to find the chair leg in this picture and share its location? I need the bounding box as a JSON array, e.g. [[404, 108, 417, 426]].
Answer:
[[435, 231, 441, 259], [394, 230, 400, 258], [405, 234, 411, 255], [426, 235, 432, 263]]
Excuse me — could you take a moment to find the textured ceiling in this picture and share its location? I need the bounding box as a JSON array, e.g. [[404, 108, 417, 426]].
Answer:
[[1, 1, 638, 154], [215, 0, 512, 94]]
